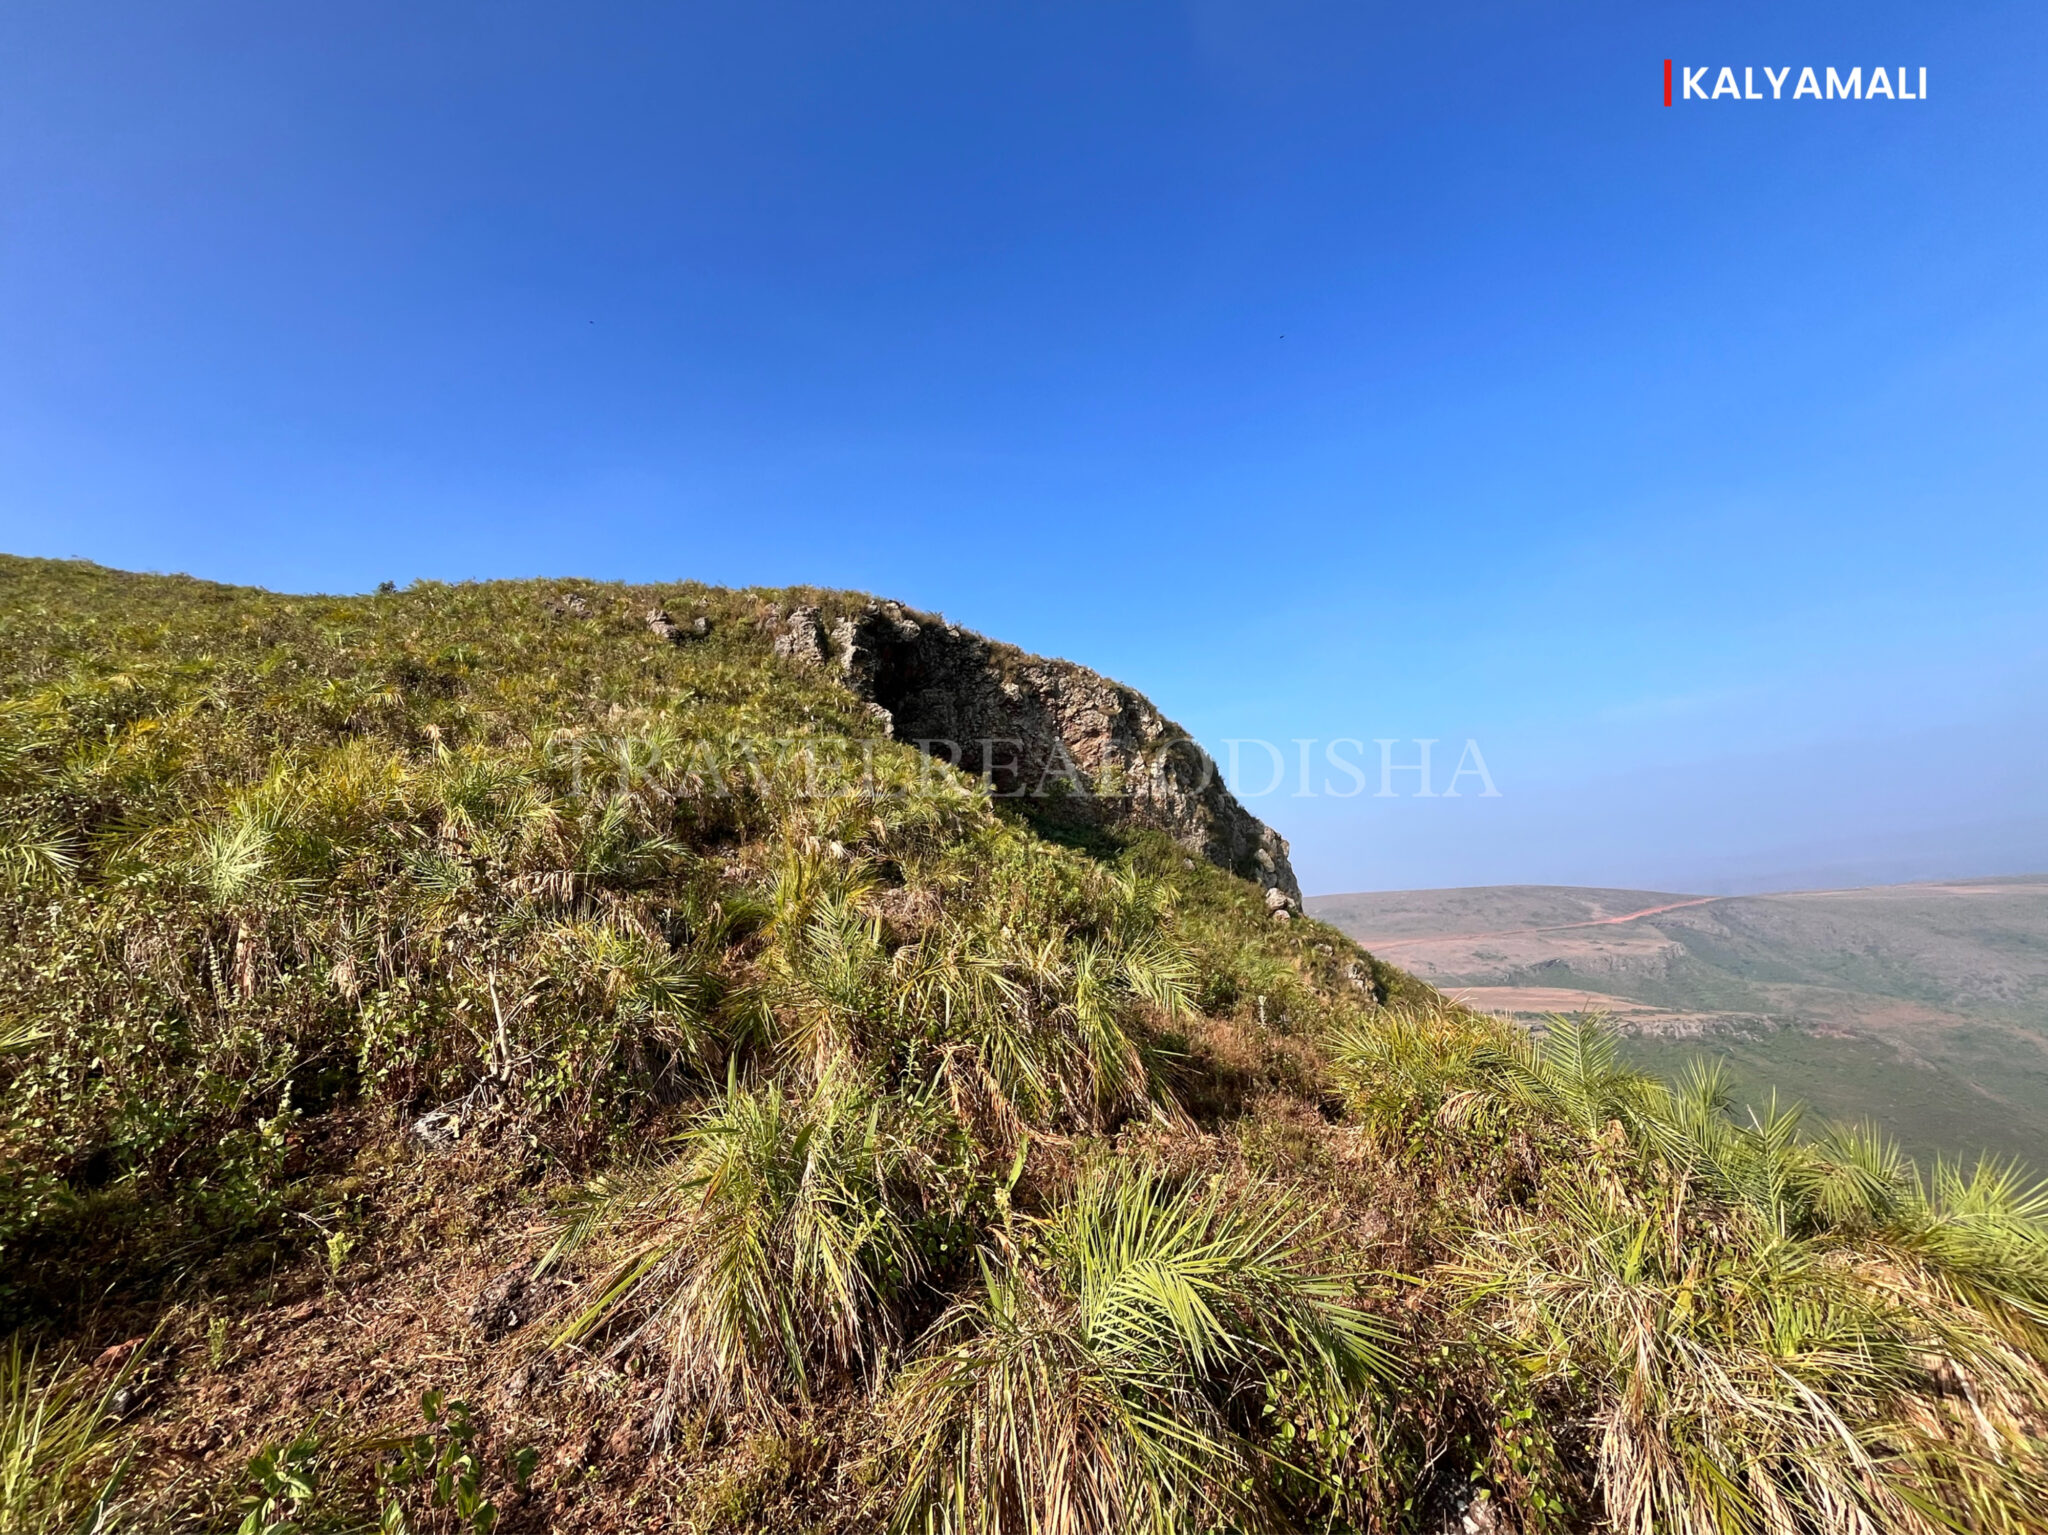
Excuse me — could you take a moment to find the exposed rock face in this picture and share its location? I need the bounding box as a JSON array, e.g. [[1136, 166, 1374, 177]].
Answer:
[[772, 599, 1300, 902], [771, 605, 829, 666], [646, 608, 710, 645]]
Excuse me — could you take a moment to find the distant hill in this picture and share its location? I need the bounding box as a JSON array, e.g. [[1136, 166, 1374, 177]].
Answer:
[[1309, 878, 2048, 1168]]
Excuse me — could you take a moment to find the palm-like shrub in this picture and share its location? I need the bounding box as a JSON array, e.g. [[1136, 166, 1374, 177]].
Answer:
[[758, 881, 893, 1079], [515, 911, 719, 1117], [744, 827, 1198, 1143], [891, 917, 1195, 1145], [0, 824, 79, 890], [1490, 1014, 1662, 1138], [1332, 1007, 2048, 1533], [1451, 1161, 2048, 1535], [548, 1073, 925, 1431], [884, 1163, 1393, 1535], [1325, 999, 1508, 1137], [1872, 1158, 2048, 1338]]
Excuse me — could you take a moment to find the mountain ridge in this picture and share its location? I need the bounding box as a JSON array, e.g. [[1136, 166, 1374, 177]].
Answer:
[[7, 556, 2048, 1535]]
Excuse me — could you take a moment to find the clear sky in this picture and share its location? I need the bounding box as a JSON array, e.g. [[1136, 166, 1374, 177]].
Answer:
[[3, 2, 2044, 895]]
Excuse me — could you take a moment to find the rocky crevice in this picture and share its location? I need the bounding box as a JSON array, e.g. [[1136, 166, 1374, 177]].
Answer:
[[771, 600, 1301, 906]]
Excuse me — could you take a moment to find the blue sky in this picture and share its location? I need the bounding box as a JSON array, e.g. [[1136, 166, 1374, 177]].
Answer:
[[3, 1, 2044, 894]]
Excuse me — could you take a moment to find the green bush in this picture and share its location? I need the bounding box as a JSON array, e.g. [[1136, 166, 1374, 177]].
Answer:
[[882, 1161, 1393, 1534]]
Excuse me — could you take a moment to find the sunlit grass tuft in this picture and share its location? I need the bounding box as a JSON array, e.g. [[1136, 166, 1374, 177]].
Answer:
[[884, 1161, 1393, 1535]]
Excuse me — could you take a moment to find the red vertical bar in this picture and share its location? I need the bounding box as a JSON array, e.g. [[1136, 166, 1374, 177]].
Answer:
[[1664, 59, 1673, 106]]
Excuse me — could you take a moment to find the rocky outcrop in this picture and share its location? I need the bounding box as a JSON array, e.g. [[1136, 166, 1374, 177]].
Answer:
[[771, 605, 829, 666], [646, 608, 710, 644], [769, 600, 1300, 904]]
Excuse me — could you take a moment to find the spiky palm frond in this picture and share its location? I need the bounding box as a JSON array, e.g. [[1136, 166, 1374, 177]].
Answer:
[[890, 920, 1042, 1144], [1867, 1158, 2048, 1345], [192, 813, 282, 908], [1047, 1164, 1390, 1387], [549, 1074, 921, 1432], [0, 824, 80, 890], [759, 839, 869, 942], [541, 915, 712, 1030], [412, 744, 560, 869], [1106, 930, 1196, 1021], [171, 749, 416, 910], [269, 739, 410, 838], [1491, 1013, 1661, 1139], [565, 794, 686, 888], [887, 1262, 1199, 1535], [754, 887, 893, 1080], [514, 913, 720, 1107], [1068, 941, 1151, 1118], [590, 717, 691, 813], [885, 1163, 1393, 1535], [1324, 1001, 1509, 1135], [0, 699, 57, 793], [1799, 1120, 1914, 1230], [891, 918, 1191, 1142], [1095, 861, 1179, 945], [56, 714, 189, 803], [1450, 1156, 2048, 1535]]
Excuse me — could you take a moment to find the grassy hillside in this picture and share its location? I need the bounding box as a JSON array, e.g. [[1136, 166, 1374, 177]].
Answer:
[[6, 557, 2048, 1535], [1308, 882, 2048, 1169]]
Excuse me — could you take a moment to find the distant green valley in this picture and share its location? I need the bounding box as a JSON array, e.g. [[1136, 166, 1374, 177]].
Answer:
[[1308, 878, 2048, 1170]]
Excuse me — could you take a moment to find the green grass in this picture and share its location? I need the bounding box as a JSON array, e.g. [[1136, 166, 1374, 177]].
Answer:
[[881, 1161, 1393, 1535], [1620, 1028, 2048, 1173], [1329, 1007, 2048, 1534], [5, 556, 2048, 1533], [1, 1338, 143, 1534]]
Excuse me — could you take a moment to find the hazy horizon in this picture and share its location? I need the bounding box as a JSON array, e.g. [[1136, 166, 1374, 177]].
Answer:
[[1304, 865, 2048, 902]]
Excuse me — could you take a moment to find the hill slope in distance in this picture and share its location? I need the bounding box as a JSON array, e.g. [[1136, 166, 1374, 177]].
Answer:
[[1309, 879, 2048, 1168]]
